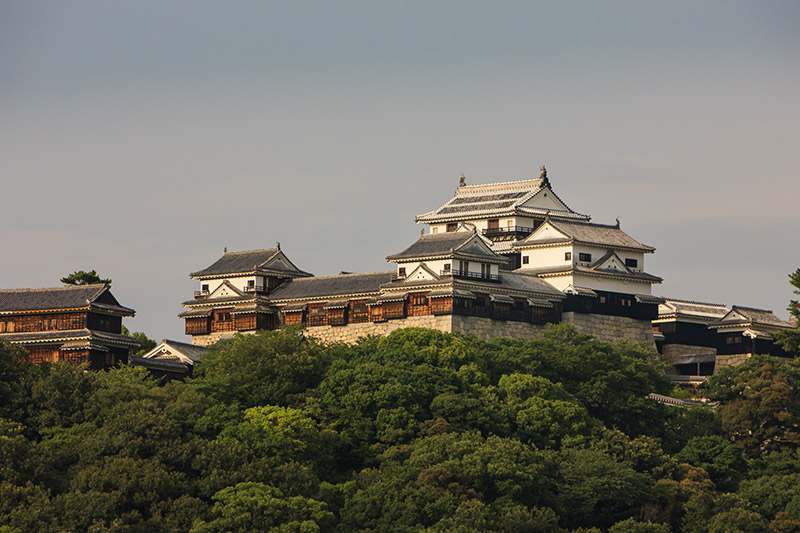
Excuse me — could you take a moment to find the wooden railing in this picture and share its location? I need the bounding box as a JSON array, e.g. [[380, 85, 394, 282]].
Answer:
[[444, 269, 501, 282], [481, 225, 535, 237]]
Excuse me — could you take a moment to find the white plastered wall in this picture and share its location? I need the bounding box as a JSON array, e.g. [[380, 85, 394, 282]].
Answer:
[[200, 275, 261, 294]]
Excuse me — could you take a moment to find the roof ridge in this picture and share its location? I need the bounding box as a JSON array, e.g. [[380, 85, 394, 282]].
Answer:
[[223, 247, 278, 255], [550, 218, 620, 230], [731, 305, 775, 313], [0, 284, 106, 293], [285, 270, 394, 282], [458, 178, 544, 190], [421, 231, 473, 239], [660, 297, 728, 307]]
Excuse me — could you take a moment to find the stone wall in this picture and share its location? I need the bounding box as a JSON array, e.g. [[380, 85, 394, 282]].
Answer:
[[192, 331, 240, 346], [304, 315, 549, 344], [562, 312, 656, 348], [661, 344, 717, 361], [715, 353, 751, 371], [450, 315, 547, 341], [193, 312, 656, 348], [304, 315, 454, 344]]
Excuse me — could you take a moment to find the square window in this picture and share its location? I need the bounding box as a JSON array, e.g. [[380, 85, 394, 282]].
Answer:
[[443, 263, 451, 272], [579, 252, 592, 262], [522, 256, 529, 264], [565, 252, 572, 261], [625, 258, 638, 268], [398, 267, 406, 277]]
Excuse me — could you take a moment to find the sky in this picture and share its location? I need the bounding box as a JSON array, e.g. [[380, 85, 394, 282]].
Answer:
[[1, 1, 799, 341]]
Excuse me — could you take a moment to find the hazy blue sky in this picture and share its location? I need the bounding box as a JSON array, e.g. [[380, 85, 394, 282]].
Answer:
[[2, 1, 799, 341]]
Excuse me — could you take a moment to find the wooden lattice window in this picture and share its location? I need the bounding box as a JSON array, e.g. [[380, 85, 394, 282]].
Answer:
[[430, 297, 453, 315], [408, 293, 429, 316], [382, 300, 406, 319], [283, 310, 304, 326], [350, 301, 369, 323], [307, 305, 327, 327]]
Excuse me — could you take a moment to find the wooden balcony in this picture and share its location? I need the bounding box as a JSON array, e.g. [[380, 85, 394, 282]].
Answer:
[[441, 269, 501, 282], [481, 225, 535, 241], [243, 285, 268, 294]]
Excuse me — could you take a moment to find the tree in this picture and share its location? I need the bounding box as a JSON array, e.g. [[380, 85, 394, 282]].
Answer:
[[60, 269, 111, 287], [190, 482, 334, 533], [704, 356, 800, 455], [774, 268, 800, 355], [194, 329, 331, 408], [121, 325, 157, 357]]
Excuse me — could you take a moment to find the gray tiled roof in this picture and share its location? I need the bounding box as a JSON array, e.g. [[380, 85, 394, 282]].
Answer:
[[153, 339, 207, 363], [386, 231, 500, 262], [519, 264, 662, 284], [0, 285, 134, 315], [415, 178, 589, 223], [711, 306, 794, 329], [191, 248, 312, 278], [0, 328, 140, 347], [493, 271, 564, 297], [144, 339, 208, 361], [129, 356, 190, 372], [268, 271, 395, 301], [657, 298, 729, 321], [517, 219, 656, 252]]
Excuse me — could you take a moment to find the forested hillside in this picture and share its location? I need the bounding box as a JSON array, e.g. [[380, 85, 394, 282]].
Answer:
[[2, 326, 800, 532]]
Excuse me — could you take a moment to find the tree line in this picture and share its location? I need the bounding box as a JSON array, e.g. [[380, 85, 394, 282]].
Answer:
[[1, 322, 800, 532]]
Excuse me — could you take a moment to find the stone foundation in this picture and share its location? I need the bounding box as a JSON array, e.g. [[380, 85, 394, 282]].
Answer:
[[192, 331, 241, 346], [307, 315, 553, 344], [714, 353, 751, 371], [450, 315, 547, 340], [193, 313, 657, 348], [304, 315, 454, 344], [562, 312, 656, 348]]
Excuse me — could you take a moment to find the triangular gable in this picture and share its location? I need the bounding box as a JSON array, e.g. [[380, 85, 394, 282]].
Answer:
[[258, 250, 308, 276], [517, 220, 571, 244], [89, 286, 117, 305], [591, 250, 632, 274], [144, 344, 193, 365], [402, 263, 441, 283], [208, 280, 244, 299], [453, 234, 499, 259], [521, 187, 571, 212], [718, 308, 750, 324]]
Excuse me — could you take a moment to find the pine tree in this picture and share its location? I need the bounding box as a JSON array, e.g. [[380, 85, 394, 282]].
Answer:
[[60, 270, 111, 287], [774, 269, 800, 355]]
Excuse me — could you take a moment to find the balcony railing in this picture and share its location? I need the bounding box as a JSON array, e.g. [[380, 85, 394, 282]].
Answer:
[[243, 285, 267, 293], [441, 269, 500, 282], [193, 289, 210, 298], [481, 225, 535, 238]]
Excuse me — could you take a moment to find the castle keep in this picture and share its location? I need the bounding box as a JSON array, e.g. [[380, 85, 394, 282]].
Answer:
[[181, 169, 661, 348]]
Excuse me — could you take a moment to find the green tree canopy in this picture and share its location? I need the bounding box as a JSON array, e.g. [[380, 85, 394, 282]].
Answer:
[[774, 268, 800, 355], [60, 269, 111, 287]]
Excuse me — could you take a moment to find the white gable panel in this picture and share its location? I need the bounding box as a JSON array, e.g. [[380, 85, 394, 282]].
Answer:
[[209, 282, 241, 298], [403, 264, 441, 283], [594, 252, 632, 274], [519, 221, 570, 243], [522, 189, 570, 212]]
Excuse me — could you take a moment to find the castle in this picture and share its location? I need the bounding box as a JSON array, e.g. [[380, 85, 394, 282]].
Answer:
[[182, 170, 659, 343], [0, 169, 793, 378], [179, 168, 794, 379]]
